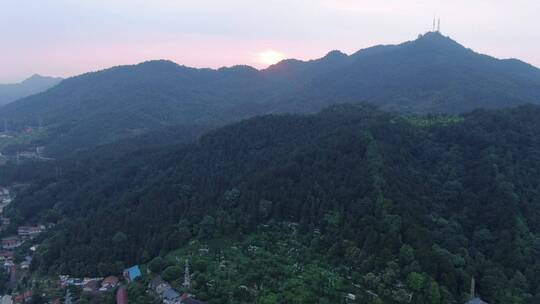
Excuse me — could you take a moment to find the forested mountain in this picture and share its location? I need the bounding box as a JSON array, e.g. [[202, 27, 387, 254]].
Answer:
[[270, 32, 540, 113], [9, 104, 540, 303], [0, 75, 62, 107], [0, 62, 272, 154], [1, 32, 540, 155]]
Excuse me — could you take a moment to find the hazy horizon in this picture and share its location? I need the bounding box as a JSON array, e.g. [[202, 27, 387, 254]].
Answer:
[[2, 0, 539, 83]]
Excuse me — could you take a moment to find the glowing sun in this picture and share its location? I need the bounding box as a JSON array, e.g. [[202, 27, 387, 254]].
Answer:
[[257, 50, 286, 66]]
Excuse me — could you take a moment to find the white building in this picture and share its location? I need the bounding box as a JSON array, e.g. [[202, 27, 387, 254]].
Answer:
[[0, 295, 13, 304]]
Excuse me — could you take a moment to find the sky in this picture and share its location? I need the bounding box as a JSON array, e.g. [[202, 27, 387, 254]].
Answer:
[[1, 0, 539, 83]]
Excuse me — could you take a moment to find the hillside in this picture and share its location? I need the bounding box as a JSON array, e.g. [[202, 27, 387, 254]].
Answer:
[[9, 104, 540, 303], [0, 62, 274, 154], [1, 32, 540, 155], [0, 122, 210, 187], [0, 75, 62, 107]]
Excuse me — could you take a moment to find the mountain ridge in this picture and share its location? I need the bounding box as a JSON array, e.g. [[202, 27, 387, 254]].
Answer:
[[1, 32, 540, 155], [0, 74, 62, 107]]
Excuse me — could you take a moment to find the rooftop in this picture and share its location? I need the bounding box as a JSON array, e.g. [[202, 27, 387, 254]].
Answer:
[[124, 265, 142, 281], [466, 298, 489, 304]]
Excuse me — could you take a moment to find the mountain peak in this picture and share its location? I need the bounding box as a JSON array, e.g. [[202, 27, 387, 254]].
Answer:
[[20, 74, 62, 87], [136, 59, 179, 68], [323, 50, 347, 59], [23, 74, 62, 84], [28, 74, 45, 80], [411, 31, 466, 51], [0, 74, 62, 106]]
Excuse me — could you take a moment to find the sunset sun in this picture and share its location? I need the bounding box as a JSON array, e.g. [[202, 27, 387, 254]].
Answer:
[[256, 50, 286, 66]]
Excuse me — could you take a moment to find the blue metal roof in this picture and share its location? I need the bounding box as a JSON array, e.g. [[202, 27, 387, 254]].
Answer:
[[125, 265, 142, 280]]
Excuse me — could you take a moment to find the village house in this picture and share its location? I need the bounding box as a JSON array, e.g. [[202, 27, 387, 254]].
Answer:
[[3, 260, 15, 274], [60, 275, 104, 291], [149, 276, 207, 304], [100, 276, 119, 291], [20, 262, 30, 270], [0, 188, 11, 205], [20, 256, 32, 270], [149, 276, 171, 295], [163, 290, 182, 304], [36, 146, 45, 156], [198, 248, 209, 256], [17, 226, 44, 240], [18, 151, 38, 159], [1, 236, 22, 250], [0, 295, 13, 304], [69, 278, 83, 286], [59, 275, 70, 287], [0, 218, 10, 231], [59, 276, 83, 287], [149, 276, 181, 304], [12, 291, 32, 304], [0, 251, 13, 262], [466, 299, 489, 304], [123, 265, 142, 282], [83, 280, 101, 293], [179, 294, 206, 304]]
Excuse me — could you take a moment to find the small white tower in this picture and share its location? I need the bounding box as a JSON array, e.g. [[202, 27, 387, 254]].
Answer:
[[183, 259, 191, 289], [470, 276, 475, 299]]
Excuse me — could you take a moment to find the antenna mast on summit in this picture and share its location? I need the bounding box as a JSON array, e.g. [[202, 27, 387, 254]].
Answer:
[[432, 17, 436, 32], [437, 18, 441, 32]]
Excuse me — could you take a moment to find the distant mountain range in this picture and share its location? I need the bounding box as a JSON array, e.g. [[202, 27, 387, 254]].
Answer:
[[0, 74, 62, 106], [1, 31, 540, 154]]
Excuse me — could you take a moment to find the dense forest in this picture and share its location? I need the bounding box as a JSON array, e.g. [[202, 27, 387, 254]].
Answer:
[[2, 32, 540, 156], [7, 104, 540, 303]]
